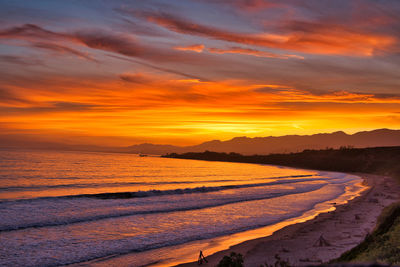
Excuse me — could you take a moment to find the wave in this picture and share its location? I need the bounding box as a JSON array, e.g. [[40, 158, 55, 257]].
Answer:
[[0, 174, 314, 192], [0, 182, 326, 232], [0, 177, 324, 203], [8, 199, 331, 267], [67, 177, 323, 199], [70, 221, 297, 267]]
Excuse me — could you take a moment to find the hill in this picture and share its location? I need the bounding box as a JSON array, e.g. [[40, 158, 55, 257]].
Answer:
[[2, 129, 400, 155], [127, 129, 400, 155], [163, 146, 400, 181]]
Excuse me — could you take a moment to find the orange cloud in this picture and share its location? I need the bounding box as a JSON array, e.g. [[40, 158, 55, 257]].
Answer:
[[145, 12, 397, 56], [173, 43, 303, 59], [1, 70, 400, 146], [207, 46, 304, 59], [174, 44, 205, 52]]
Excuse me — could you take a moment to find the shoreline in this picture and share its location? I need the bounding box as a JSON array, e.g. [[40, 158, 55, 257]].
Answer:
[[176, 173, 400, 266], [74, 170, 368, 267]]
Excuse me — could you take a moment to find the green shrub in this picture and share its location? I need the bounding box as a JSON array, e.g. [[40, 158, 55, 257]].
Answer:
[[333, 202, 400, 265]]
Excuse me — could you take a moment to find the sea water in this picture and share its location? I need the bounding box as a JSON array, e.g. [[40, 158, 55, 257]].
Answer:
[[0, 149, 365, 267]]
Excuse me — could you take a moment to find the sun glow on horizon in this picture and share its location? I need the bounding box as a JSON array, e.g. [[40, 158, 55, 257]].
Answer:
[[0, 1, 399, 146]]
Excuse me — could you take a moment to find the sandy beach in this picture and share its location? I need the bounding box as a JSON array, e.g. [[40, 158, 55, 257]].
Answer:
[[178, 174, 400, 266]]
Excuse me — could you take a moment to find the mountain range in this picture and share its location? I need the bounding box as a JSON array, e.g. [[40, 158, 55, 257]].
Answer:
[[125, 129, 400, 155], [1, 129, 399, 155]]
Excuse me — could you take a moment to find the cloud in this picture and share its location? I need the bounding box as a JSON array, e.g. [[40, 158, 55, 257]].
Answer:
[[278, 20, 397, 56], [2, 2, 400, 146], [1, 69, 399, 146], [0, 24, 143, 58], [50, 101, 98, 111], [72, 30, 144, 57], [173, 43, 303, 59], [141, 11, 397, 56], [0, 23, 226, 73], [253, 86, 400, 104], [108, 54, 212, 82], [118, 17, 173, 37], [0, 23, 67, 40], [0, 87, 30, 104], [0, 101, 101, 116], [119, 73, 153, 84], [174, 44, 205, 53], [32, 42, 96, 61], [204, 0, 280, 11], [0, 55, 44, 66], [207, 46, 304, 59]]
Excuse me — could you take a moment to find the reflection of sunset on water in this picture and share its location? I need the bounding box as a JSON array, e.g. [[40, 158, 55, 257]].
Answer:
[[0, 150, 365, 266]]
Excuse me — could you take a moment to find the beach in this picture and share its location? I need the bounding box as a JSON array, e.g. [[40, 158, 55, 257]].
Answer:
[[178, 173, 400, 266]]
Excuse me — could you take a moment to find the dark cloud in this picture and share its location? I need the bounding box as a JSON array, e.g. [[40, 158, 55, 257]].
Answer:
[[32, 42, 97, 61], [0, 87, 30, 104], [0, 23, 67, 40], [253, 85, 294, 93], [360, 92, 400, 99], [50, 101, 98, 110], [0, 101, 100, 115], [0, 23, 221, 69], [118, 16, 173, 37], [73, 29, 204, 64], [207, 46, 303, 59], [109, 54, 211, 82], [202, 0, 280, 11], [73, 30, 143, 57], [0, 24, 145, 59], [0, 55, 44, 66], [142, 11, 276, 45], [119, 73, 152, 84], [0, 24, 133, 56]]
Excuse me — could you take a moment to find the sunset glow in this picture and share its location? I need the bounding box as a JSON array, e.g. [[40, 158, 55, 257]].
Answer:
[[1, 0, 399, 146]]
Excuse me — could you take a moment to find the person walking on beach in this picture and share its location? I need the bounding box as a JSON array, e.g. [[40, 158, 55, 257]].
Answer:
[[198, 250, 208, 265]]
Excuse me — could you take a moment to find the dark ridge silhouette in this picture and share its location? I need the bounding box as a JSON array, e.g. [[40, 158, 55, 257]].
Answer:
[[163, 146, 400, 180], [1, 129, 400, 155], [128, 129, 400, 155]]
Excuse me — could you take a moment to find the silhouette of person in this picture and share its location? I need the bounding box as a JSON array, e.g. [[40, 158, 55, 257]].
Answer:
[[197, 250, 208, 265]]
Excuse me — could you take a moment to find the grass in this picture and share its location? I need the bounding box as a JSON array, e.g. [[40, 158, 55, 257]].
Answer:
[[333, 202, 400, 265]]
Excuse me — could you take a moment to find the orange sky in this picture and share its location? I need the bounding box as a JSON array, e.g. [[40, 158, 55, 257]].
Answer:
[[0, 0, 399, 146]]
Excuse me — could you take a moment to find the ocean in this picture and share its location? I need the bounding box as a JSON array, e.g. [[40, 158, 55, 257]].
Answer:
[[0, 149, 365, 267]]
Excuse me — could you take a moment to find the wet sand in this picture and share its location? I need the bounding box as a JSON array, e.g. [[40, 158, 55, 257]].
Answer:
[[177, 174, 400, 266]]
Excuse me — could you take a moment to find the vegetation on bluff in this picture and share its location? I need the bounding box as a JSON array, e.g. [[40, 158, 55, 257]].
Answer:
[[163, 146, 400, 182], [333, 202, 400, 265]]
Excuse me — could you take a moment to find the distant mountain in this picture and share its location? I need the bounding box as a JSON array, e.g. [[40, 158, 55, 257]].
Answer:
[[1, 129, 399, 155], [125, 129, 400, 155], [123, 143, 184, 155]]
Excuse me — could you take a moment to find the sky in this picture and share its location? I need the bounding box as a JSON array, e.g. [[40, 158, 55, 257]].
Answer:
[[0, 0, 400, 146]]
